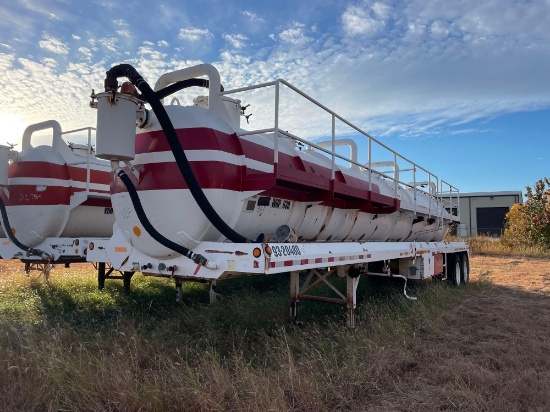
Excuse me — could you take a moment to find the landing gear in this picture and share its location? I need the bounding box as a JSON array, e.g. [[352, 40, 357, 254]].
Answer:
[[123, 271, 133, 293], [290, 269, 360, 328], [209, 281, 222, 304], [175, 278, 183, 303], [97, 262, 106, 290], [23, 261, 53, 282], [95, 262, 133, 292]]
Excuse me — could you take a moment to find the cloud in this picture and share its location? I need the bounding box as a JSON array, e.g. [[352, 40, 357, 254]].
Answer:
[[178, 27, 213, 42], [113, 19, 127, 27], [20, 1, 62, 21], [222, 33, 248, 49], [342, 3, 390, 36], [241, 11, 265, 23], [72, 34, 81, 40], [279, 22, 311, 44], [41, 57, 57, 68], [138, 44, 167, 60], [0, 0, 548, 150], [98, 37, 118, 52], [78, 47, 93, 59], [112, 19, 131, 38], [39, 34, 69, 54]]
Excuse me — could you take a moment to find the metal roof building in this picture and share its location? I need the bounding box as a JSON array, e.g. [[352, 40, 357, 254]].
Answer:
[[456, 191, 523, 237]]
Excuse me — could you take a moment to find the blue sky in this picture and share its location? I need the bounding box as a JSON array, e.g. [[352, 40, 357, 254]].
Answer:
[[0, 0, 548, 194]]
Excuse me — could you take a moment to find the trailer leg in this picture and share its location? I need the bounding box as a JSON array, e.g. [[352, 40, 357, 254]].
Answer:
[[123, 271, 133, 293], [43, 264, 53, 283], [346, 274, 360, 329], [290, 271, 300, 324], [208, 281, 222, 304], [175, 278, 183, 303], [24, 262, 31, 276], [97, 262, 106, 290]]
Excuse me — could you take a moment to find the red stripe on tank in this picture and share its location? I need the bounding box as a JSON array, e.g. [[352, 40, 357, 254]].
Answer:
[[131, 127, 398, 211], [136, 128, 242, 155], [9, 161, 69, 179], [67, 166, 111, 184], [80, 197, 112, 208], [9, 161, 110, 185]]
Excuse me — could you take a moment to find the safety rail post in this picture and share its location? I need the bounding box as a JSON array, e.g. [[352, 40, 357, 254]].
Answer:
[[368, 136, 372, 193], [331, 114, 335, 180], [413, 165, 417, 216], [439, 179, 443, 227], [393, 152, 398, 200], [274, 80, 280, 165], [436, 176, 441, 227], [61, 126, 96, 194], [428, 174, 432, 217], [86, 127, 91, 194]]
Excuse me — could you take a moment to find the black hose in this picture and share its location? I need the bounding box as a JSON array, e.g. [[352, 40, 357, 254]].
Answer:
[[105, 64, 250, 243], [117, 170, 208, 265], [154, 78, 209, 101], [0, 196, 46, 258]]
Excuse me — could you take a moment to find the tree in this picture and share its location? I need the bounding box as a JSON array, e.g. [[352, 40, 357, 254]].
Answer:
[[503, 178, 550, 249]]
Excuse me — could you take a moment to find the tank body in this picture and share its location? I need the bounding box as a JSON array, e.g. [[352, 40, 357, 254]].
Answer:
[[1, 125, 113, 247], [111, 103, 456, 259]]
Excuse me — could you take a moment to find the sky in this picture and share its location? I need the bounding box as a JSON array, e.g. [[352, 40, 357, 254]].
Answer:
[[0, 0, 548, 195]]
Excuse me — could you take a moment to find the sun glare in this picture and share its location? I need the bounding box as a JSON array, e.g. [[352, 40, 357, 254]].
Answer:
[[0, 113, 28, 148]]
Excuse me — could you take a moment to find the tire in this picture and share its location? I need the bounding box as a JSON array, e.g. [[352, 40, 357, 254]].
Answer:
[[461, 253, 469, 284], [448, 254, 462, 286]]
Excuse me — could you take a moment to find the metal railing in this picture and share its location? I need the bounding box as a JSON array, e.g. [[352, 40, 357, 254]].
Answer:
[[61, 127, 96, 194], [222, 80, 460, 223]]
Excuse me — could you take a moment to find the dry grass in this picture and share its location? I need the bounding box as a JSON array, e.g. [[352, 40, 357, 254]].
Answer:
[[0, 254, 549, 411], [461, 235, 550, 259]]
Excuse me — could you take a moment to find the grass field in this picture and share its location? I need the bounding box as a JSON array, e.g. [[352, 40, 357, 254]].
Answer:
[[0, 252, 549, 411]]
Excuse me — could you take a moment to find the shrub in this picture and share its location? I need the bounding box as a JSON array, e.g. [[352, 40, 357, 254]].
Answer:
[[503, 178, 550, 249]]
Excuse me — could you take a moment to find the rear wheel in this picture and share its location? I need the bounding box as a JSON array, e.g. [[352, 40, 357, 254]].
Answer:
[[461, 253, 469, 284], [448, 254, 462, 286]]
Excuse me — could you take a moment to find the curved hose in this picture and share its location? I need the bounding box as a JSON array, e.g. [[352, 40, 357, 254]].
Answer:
[[0, 196, 47, 258], [105, 64, 249, 243], [154, 78, 209, 101], [117, 170, 208, 265]]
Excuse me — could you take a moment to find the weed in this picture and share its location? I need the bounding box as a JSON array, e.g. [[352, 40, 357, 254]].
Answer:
[[0, 256, 548, 411]]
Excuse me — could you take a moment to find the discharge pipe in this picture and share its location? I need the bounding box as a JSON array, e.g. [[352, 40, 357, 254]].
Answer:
[[103, 64, 250, 245]]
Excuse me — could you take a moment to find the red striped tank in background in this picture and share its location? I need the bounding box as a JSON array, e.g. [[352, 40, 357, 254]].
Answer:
[[0, 120, 113, 247]]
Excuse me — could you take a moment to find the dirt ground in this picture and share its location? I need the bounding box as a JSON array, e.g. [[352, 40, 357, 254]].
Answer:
[[426, 255, 550, 411]]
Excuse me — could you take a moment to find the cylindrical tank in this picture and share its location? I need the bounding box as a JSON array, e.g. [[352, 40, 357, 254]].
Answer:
[[0, 121, 114, 247], [109, 102, 455, 259]]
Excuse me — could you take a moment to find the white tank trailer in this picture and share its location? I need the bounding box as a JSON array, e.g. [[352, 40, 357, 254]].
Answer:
[[87, 63, 467, 326], [0, 120, 114, 267], [92, 64, 458, 259]]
